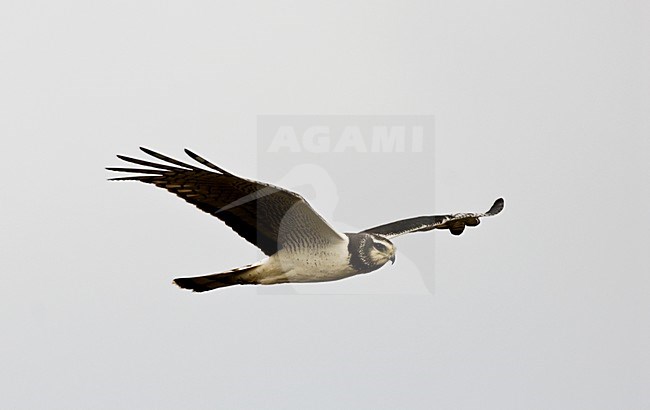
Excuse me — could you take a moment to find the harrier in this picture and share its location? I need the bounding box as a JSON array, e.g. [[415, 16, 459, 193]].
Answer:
[[108, 148, 504, 292]]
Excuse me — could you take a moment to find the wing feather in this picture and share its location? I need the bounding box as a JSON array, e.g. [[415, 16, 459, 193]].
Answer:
[[183, 148, 233, 175], [361, 198, 504, 239], [138, 147, 202, 170], [108, 148, 346, 255]]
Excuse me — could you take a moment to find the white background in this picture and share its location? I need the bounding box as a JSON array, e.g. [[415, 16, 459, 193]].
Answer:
[[1, 1, 648, 409]]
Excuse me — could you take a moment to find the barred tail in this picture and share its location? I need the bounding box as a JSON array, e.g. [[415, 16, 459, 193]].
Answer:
[[173, 264, 260, 293]]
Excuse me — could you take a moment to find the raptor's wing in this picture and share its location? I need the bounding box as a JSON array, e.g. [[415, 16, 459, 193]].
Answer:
[[108, 148, 346, 255], [361, 198, 504, 238]]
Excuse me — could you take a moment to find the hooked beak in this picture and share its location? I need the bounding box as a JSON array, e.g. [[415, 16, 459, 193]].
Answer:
[[390, 255, 396, 265]]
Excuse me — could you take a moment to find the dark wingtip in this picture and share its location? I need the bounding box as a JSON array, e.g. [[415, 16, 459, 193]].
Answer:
[[173, 278, 210, 293], [184, 148, 232, 175], [139, 146, 155, 156], [183, 148, 199, 161], [488, 198, 505, 215], [173, 278, 196, 291]]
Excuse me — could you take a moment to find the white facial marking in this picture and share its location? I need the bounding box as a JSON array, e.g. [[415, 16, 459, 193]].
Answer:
[[367, 235, 396, 265]]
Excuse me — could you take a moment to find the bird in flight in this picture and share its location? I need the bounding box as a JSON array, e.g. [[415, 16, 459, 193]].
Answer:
[[108, 148, 504, 292]]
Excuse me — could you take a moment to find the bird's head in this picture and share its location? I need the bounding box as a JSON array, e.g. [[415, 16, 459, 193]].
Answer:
[[367, 234, 396, 266]]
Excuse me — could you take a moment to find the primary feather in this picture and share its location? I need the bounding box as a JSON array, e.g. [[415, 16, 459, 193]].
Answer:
[[107, 147, 345, 256]]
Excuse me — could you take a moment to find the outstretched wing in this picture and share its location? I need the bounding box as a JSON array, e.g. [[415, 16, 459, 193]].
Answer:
[[107, 147, 346, 256], [361, 198, 504, 238]]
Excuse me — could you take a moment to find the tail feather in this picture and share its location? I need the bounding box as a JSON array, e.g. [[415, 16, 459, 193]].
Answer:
[[173, 264, 260, 293]]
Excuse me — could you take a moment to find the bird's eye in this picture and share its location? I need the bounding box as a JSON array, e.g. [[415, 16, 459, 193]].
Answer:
[[374, 243, 387, 252]]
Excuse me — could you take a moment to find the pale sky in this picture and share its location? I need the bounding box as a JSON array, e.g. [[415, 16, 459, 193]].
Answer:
[[1, 1, 648, 409]]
